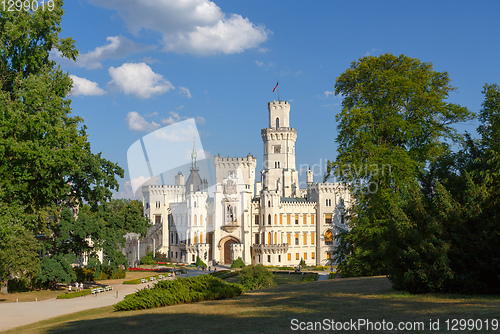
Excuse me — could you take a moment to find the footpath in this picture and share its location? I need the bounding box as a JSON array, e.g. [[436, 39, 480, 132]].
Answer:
[[0, 268, 212, 332]]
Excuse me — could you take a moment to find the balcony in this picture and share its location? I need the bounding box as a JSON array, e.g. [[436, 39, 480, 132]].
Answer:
[[252, 243, 289, 254]]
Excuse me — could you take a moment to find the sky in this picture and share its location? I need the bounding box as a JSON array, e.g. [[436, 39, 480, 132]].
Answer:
[[53, 0, 500, 199]]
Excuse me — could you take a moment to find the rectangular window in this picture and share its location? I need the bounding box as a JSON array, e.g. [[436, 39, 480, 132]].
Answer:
[[288, 253, 291, 261], [327, 252, 331, 260], [255, 233, 259, 244], [303, 215, 307, 225], [280, 215, 283, 224], [274, 214, 277, 225], [278, 255, 281, 262], [192, 254, 195, 262], [311, 232, 315, 245], [287, 214, 291, 225], [296, 253, 299, 260], [155, 215, 161, 225], [304, 253, 307, 260], [312, 252, 315, 259], [295, 215, 299, 225], [267, 255, 271, 263], [311, 215, 315, 225], [325, 214, 332, 224], [287, 234, 291, 245], [295, 233, 299, 246], [303, 233, 307, 245], [254, 215, 259, 225]]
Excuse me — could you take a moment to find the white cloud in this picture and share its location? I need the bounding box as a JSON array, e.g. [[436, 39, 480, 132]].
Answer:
[[51, 36, 153, 69], [179, 87, 192, 98], [126, 111, 161, 132], [255, 60, 273, 70], [78, 36, 153, 69], [69, 75, 106, 96], [108, 62, 174, 99], [161, 111, 205, 125], [88, 0, 269, 55], [324, 91, 335, 98]]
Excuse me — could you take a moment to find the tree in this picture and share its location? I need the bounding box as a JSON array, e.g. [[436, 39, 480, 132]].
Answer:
[[0, 2, 131, 289], [328, 54, 473, 292]]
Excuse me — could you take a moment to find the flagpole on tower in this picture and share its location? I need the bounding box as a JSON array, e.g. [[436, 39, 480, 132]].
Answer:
[[273, 80, 279, 101]]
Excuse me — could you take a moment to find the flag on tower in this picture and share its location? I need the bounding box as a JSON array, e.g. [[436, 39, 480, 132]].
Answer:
[[273, 81, 279, 92]]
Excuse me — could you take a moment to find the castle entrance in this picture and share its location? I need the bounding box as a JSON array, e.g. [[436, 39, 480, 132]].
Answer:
[[223, 239, 237, 264]]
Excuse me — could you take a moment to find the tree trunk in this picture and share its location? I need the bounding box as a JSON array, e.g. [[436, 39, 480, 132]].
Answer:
[[1, 280, 8, 295]]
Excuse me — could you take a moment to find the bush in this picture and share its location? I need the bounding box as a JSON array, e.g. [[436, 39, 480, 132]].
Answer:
[[315, 266, 329, 271], [231, 257, 245, 269], [328, 272, 336, 279], [114, 275, 243, 311], [140, 252, 155, 265], [301, 273, 318, 283], [74, 267, 96, 282], [238, 265, 276, 291], [299, 258, 306, 266], [277, 266, 295, 270]]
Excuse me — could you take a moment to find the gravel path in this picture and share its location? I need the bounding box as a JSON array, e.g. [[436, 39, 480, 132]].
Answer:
[[0, 269, 209, 332]]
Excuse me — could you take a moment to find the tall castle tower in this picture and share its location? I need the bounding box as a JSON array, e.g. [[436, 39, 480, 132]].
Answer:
[[261, 101, 299, 197]]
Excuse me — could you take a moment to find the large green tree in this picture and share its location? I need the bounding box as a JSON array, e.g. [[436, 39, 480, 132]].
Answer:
[[328, 54, 473, 292], [0, 1, 144, 291]]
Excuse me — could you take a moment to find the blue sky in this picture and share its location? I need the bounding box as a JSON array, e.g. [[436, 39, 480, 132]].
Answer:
[[55, 0, 500, 198]]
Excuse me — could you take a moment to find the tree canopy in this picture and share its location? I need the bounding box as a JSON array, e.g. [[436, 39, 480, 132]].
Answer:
[[326, 54, 500, 293], [0, 1, 148, 292]]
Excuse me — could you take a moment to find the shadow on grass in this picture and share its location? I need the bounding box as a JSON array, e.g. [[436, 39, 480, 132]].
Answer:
[[39, 277, 500, 334]]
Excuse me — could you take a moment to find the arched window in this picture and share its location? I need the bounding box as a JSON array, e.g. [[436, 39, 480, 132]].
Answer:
[[268, 214, 271, 225], [175, 232, 178, 244], [274, 232, 277, 244], [200, 214, 203, 226], [268, 200, 271, 207], [199, 232, 203, 244], [194, 201, 197, 208], [194, 232, 197, 244], [268, 232, 272, 245], [276, 117, 280, 128], [325, 230, 333, 245], [193, 214, 197, 226]]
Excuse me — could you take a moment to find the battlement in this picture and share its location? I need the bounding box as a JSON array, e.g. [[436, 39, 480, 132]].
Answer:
[[268, 100, 290, 109], [214, 154, 256, 164], [307, 183, 349, 194]]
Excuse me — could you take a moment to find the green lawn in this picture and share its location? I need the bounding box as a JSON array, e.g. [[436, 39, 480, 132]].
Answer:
[[7, 276, 500, 333]]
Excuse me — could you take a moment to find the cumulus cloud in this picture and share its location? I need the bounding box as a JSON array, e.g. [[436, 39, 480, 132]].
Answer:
[[88, 0, 269, 55], [126, 111, 161, 132], [69, 75, 106, 96], [108, 62, 174, 99]]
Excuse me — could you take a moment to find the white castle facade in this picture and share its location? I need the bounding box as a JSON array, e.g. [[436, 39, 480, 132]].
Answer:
[[127, 101, 350, 267]]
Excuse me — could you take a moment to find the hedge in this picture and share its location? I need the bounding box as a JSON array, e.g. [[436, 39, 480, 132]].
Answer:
[[114, 275, 244, 311]]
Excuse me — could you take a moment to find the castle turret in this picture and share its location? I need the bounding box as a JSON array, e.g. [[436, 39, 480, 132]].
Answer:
[[261, 101, 299, 197]]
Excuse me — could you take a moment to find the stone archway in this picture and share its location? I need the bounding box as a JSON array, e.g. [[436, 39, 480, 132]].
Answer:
[[218, 236, 241, 265], [223, 239, 238, 264]]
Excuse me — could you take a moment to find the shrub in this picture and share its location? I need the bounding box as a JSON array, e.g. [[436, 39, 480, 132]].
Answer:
[[328, 272, 336, 279], [315, 266, 329, 271], [238, 265, 276, 291], [195, 256, 207, 268], [299, 258, 306, 266], [301, 273, 318, 283], [278, 266, 295, 270], [114, 275, 243, 311], [231, 257, 245, 269], [140, 252, 155, 265]]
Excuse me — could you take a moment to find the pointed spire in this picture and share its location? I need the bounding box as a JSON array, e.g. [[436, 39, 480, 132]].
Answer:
[[191, 138, 197, 168]]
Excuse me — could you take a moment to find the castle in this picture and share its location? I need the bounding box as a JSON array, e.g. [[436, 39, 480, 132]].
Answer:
[[126, 100, 350, 266]]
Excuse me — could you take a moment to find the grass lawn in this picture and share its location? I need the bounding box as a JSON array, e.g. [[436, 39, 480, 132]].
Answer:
[[7, 276, 500, 333]]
